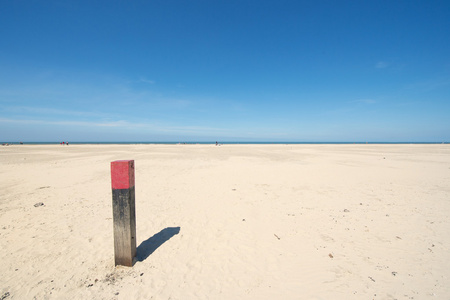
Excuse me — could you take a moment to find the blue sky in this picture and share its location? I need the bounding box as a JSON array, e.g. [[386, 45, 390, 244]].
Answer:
[[1, 1, 449, 142]]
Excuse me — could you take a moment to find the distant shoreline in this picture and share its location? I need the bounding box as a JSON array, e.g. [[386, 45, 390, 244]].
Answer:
[[2, 141, 447, 145]]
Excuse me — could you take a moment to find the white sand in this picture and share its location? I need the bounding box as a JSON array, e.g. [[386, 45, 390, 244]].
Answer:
[[1, 144, 449, 299]]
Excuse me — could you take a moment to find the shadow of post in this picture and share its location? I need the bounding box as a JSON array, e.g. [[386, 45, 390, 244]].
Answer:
[[136, 227, 180, 262]]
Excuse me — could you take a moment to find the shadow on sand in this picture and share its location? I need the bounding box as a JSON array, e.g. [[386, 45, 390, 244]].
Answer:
[[136, 227, 181, 262]]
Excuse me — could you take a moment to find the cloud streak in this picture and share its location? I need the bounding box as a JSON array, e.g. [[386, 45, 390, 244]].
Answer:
[[352, 99, 376, 104], [0, 118, 126, 127], [1, 106, 110, 118], [0, 117, 230, 135], [138, 78, 155, 84], [375, 61, 388, 69]]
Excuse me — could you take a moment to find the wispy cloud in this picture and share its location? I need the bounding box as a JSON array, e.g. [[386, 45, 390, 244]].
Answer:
[[0, 118, 127, 127], [352, 99, 376, 104], [138, 78, 155, 84], [1, 106, 110, 118], [156, 98, 192, 109], [375, 61, 388, 69], [0, 117, 229, 135], [405, 78, 450, 92]]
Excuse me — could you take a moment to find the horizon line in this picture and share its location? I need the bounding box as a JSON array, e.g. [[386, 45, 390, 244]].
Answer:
[[2, 141, 448, 145]]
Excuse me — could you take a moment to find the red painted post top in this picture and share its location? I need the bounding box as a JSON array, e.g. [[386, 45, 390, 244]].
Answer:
[[111, 160, 135, 189]]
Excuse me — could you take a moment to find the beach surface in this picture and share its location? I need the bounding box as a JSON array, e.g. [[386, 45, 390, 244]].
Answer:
[[1, 144, 449, 299]]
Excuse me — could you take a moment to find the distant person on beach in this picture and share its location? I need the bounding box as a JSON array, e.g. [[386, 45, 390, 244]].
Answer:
[[216, 141, 218, 146]]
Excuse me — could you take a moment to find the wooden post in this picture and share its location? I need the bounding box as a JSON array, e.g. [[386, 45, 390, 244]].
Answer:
[[111, 160, 136, 267]]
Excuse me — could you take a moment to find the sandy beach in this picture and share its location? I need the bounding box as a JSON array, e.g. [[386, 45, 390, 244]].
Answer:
[[0, 144, 449, 299]]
